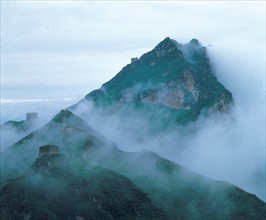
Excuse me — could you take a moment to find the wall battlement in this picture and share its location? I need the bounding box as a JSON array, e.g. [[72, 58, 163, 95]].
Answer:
[[26, 112, 38, 121], [39, 145, 60, 157], [131, 57, 138, 63]]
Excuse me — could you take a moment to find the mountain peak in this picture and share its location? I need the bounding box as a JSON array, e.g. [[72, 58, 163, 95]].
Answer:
[[50, 109, 97, 136], [155, 37, 172, 48], [52, 109, 78, 123], [152, 37, 183, 60], [188, 38, 200, 46], [79, 37, 233, 124]]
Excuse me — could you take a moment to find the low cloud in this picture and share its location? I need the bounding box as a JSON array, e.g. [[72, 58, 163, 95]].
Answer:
[[70, 36, 265, 201], [1, 0, 264, 202]]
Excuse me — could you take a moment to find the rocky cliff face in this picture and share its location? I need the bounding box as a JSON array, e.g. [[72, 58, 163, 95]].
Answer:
[[76, 37, 232, 124], [2, 37, 264, 220]]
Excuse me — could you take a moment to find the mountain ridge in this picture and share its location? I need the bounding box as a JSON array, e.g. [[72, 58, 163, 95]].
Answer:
[[1, 154, 167, 220], [0, 109, 114, 183], [1, 109, 265, 220], [72, 37, 232, 125], [1, 37, 264, 220]]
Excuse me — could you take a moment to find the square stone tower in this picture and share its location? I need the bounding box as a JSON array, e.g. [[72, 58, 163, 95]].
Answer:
[[39, 145, 60, 157]]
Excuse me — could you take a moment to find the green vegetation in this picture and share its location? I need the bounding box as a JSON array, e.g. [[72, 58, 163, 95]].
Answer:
[[1, 110, 265, 220], [83, 37, 232, 123], [0, 155, 167, 220], [87, 150, 266, 220], [1, 38, 264, 220]]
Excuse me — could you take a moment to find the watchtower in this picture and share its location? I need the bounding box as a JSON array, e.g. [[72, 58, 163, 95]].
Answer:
[[39, 145, 60, 157], [26, 112, 38, 121], [131, 57, 138, 63]]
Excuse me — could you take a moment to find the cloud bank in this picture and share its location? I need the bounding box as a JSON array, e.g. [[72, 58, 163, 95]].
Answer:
[[1, 1, 265, 201]]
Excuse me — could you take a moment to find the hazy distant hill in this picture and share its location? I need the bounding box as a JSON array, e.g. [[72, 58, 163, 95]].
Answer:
[[1, 115, 40, 149], [1, 110, 113, 182]]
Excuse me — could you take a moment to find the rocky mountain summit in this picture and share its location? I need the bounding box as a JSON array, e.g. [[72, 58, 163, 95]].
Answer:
[[74, 37, 232, 124], [1, 37, 265, 220]]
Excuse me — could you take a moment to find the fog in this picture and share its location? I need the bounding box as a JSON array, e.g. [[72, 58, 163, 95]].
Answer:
[[1, 0, 265, 207], [69, 37, 265, 201], [1, 39, 265, 202]]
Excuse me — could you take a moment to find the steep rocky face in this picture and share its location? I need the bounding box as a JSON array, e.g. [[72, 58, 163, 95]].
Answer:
[[77, 37, 232, 124], [0, 155, 167, 220]]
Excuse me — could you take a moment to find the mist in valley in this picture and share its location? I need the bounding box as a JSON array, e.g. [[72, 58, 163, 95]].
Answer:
[[71, 38, 265, 201], [1, 36, 264, 202], [0, 2, 265, 219]]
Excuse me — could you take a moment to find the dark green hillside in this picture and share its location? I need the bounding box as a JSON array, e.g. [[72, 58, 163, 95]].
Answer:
[[86, 148, 266, 220], [0, 155, 167, 220], [1, 110, 265, 220]]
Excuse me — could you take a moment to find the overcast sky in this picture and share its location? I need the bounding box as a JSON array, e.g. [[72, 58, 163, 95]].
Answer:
[[0, 0, 265, 121]]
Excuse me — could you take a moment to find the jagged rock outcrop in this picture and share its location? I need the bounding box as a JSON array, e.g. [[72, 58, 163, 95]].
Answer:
[[2, 38, 265, 220], [73, 37, 232, 124]]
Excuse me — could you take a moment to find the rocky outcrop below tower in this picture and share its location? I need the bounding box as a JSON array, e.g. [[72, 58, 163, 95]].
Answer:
[[73, 37, 232, 125]]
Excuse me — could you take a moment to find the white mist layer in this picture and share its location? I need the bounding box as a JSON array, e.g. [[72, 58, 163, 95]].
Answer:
[[72, 40, 265, 201], [0, 97, 81, 123], [0, 97, 82, 151], [1, 38, 264, 201], [74, 103, 265, 201]]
